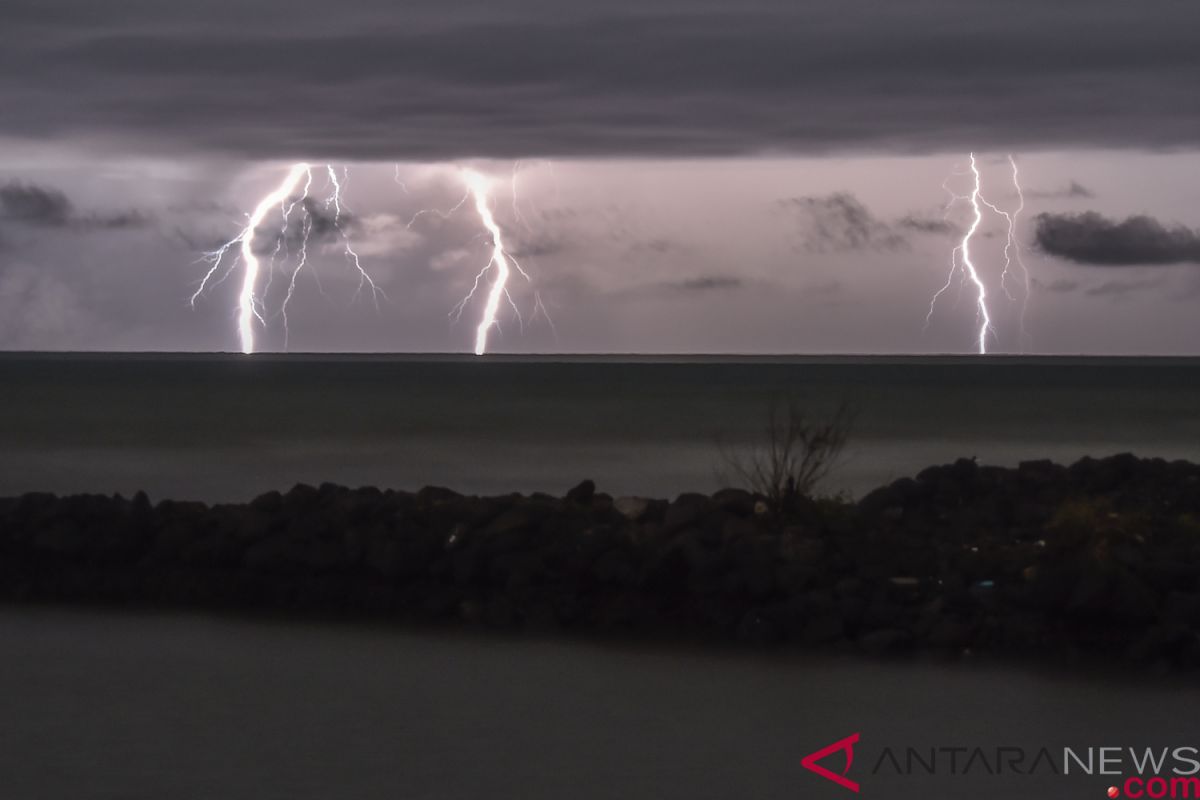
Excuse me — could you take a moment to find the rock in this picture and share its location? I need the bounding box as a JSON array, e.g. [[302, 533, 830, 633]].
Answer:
[[858, 628, 913, 656], [1067, 565, 1112, 615], [1017, 459, 1064, 485], [722, 516, 757, 541], [737, 611, 779, 644], [364, 536, 402, 577], [779, 535, 823, 565], [131, 490, 152, 516], [417, 485, 462, 507], [1111, 573, 1158, 624], [802, 611, 845, 644], [566, 479, 596, 505], [681, 536, 727, 580], [614, 496, 652, 521], [484, 506, 540, 537], [928, 618, 975, 648], [250, 490, 283, 513], [285, 483, 320, 507], [1164, 591, 1200, 624], [663, 493, 710, 532], [858, 483, 905, 518], [711, 488, 755, 517], [32, 522, 87, 557], [9, 451, 1200, 669]]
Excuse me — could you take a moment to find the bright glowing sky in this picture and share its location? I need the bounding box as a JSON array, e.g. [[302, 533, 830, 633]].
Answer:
[[1, 0, 1199, 354]]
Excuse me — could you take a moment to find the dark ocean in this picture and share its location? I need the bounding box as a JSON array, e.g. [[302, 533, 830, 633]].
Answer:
[[2, 608, 1196, 800], [2, 352, 1198, 502]]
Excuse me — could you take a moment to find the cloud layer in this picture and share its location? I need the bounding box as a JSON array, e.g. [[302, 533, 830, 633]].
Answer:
[[2, 0, 1199, 159], [1, 183, 72, 226], [779, 193, 906, 252], [1034, 211, 1200, 266]]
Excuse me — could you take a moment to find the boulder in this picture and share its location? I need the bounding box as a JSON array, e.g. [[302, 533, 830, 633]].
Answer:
[[614, 496, 652, 521], [566, 479, 596, 505], [711, 488, 756, 517], [663, 493, 710, 532], [858, 628, 913, 656]]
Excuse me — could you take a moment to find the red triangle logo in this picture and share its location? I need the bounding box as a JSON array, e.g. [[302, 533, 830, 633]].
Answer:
[[801, 733, 860, 793]]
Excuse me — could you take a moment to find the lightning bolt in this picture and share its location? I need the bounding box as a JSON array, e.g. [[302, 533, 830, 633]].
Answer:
[[461, 169, 520, 355], [926, 153, 992, 354], [325, 165, 385, 309], [399, 165, 553, 355], [979, 155, 1031, 350], [192, 162, 383, 354], [189, 163, 313, 354]]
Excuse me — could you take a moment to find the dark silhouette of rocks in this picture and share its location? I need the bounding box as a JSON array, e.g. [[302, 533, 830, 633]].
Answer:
[[3, 453, 1200, 669]]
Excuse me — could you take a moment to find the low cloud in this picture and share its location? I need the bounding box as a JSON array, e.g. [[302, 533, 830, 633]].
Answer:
[[1, 181, 151, 231], [0, 183, 72, 226], [778, 192, 906, 253], [1029, 181, 1096, 200], [616, 273, 746, 299], [1033, 211, 1200, 266], [1034, 277, 1080, 294], [671, 275, 743, 292], [1085, 277, 1163, 298], [896, 213, 960, 237]]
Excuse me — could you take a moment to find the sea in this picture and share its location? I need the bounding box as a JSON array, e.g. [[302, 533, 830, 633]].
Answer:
[[1, 609, 1196, 800], [2, 352, 1199, 502]]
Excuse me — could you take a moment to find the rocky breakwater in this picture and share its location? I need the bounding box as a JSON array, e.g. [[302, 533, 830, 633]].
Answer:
[[3, 453, 1200, 669]]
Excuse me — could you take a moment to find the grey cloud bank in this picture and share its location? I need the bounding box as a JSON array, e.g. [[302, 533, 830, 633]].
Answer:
[[2, 0, 1199, 160], [1, 183, 72, 227], [1034, 212, 1200, 266]]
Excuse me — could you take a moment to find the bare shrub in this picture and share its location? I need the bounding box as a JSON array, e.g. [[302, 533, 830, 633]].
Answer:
[[720, 396, 854, 514]]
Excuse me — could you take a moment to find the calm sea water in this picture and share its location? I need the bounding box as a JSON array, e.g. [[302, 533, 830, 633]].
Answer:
[[2, 353, 1199, 501], [0, 609, 1194, 800]]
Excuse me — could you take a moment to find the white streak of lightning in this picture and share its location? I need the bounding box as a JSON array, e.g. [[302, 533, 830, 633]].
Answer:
[[414, 166, 552, 355], [193, 162, 386, 353], [326, 165, 386, 308], [187, 163, 312, 353], [979, 155, 1030, 349], [235, 164, 314, 354], [463, 169, 511, 355], [926, 153, 992, 354]]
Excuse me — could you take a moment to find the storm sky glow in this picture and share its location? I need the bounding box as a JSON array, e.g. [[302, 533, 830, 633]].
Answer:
[[1, 0, 1198, 354]]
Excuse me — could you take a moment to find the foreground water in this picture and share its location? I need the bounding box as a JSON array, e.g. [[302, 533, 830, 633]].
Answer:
[[0, 608, 1194, 799], [3, 353, 1200, 501]]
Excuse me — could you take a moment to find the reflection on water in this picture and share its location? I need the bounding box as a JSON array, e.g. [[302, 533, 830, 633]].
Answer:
[[0, 609, 1192, 800]]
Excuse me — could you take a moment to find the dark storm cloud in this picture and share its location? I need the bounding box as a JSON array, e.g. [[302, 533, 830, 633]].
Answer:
[[1, 181, 150, 231], [1034, 212, 1200, 266], [2, 0, 1198, 159], [779, 193, 906, 252], [1, 183, 72, 226]]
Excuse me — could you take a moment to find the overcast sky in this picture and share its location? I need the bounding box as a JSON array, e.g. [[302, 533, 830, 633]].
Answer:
[[1, 0, 1199, 354]]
